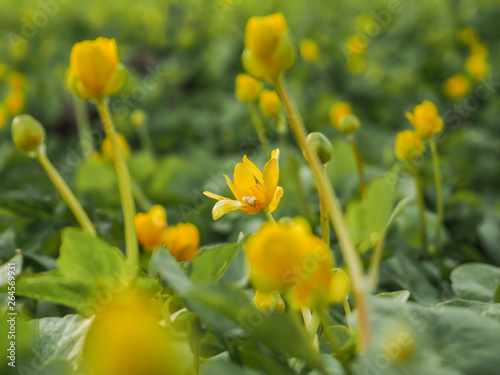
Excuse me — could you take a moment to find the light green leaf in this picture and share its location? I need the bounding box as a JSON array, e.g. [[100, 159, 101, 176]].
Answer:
[[150, 248, 193, 294], [189, 242, 242, 284], [451, 263, 500, 302], [376, 290, 411, 303], [0, 253, 22, 286]]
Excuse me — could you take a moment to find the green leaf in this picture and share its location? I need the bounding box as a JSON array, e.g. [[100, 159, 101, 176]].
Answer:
[[438, 299, 500, 324], [201, 362, 263, 375], [376, 290, 411, 303], [0, 253, 22, 286], [189, 242, 243, 284], [451, 263, 500, 302], [57, 228, 125, 292], [346, 176, 395, 249], [494, 285, 500, 304], [30, 314, 92, 370], [149, 248, 193, 294]]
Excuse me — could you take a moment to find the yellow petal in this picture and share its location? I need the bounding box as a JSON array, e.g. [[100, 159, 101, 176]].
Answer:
[[262, 156, 279, 204], [224, 175, 240, 200], [212, 199, 243, 220], [404, 112, 415, 126], [242, 155, 263, 183], [233, 162, 256, 196], [269, 186, 283, 213], [203, 191, 227, 201]]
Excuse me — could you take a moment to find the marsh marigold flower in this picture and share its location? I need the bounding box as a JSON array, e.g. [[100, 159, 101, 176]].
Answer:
[[245, 218, 332, 308], [101, 132, 130, 162], [67, 37, 127, 100], [395, 130, 424, 162], [405, 101, 443, 138], [443, 74, 471, 99], [203, 149, 283, 220], [164, 223, 199, 262], [135, 205, 167, 251], [6, 89, 25, 115], [235, 73, 261, 102], [83, 288, 190, 375], [466, 53, 489, 80], [242, 13, 296, 79], [299, 39, 319, 62], [259, 89, 281, 118]]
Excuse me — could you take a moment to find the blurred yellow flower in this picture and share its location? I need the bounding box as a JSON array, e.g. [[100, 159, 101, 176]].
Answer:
[[299, 39, 319, 62], [253, 289, 285, 311], [164, 223, 199, 262], [329, 102, 353, 129], [6, 89, 25, 115], [346, 35, 366, 55], [242, 13, 296, 79], [329, 268, 350, 304], [395, 130, 424, 162], [245, 218, 332, 308], [443, 74, 471, 99], [235, 73, 261, 102], [101, 132, 130, 162], [405, 100, 443, 138], [8, 71, 26, 90], [203, 149, 283, 220], [459, 27, 479, 46], [135, 205, 167, 251], [67, 37, 127, 100], [259, 89, 282, 118], [0, 106, 7, 131], [466, 53, 489, 80], [130, 109, 147, 128], [83, 288, 189, 375]]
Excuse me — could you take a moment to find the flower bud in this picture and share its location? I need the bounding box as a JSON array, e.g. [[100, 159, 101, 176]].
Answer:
[[304, 132, 332, 165], [130, 109, 147, 128], [6, 89, 25, 115], [330, 268, 350, 304], [242, 13, 296, 79], [299, 39, 319, 62], [101, 133, 130, 162], [11, 114, 46, 154], [405, 101, 443, 138], [259, 89, 281, 118], [235, 73, 261, 102], [163, 223, 199, 262], [329, 102, 353, 129], [135, 205, 167, 252], [338, 114, 361, 134], [395, 130, 424, 162], [443, 74, 470, 99]]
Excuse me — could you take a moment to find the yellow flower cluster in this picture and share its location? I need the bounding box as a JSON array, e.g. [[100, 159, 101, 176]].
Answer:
[[0, 67, 27, 130], [135, 205, 199, 262]]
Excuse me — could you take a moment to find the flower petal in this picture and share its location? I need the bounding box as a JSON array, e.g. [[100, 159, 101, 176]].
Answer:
[[243, 155, 263, 183], [203, 191, 227, 201], [262, 154, 280, 204], [224, 175, 239, 200], [269, 186, 283, 212], [233, 162, 257, 196], [212, 199, 243, 220], [404, 112, 415, 126]]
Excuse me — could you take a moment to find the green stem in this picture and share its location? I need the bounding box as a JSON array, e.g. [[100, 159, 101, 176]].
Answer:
[[132, 181, 153, 211], [136, 122, 155, 156], [412, 165, 429, 254], [342, 298, 353, 332], [72, 96, 94, 154], [248, 102, 272, 156], [319, 309, 352, 375], [350, 137, 366, 200], [261, 207, 276, 224], [96, 99, 139, 275], [320, 166, 331, 250], [275, 74, 370, 350], [36, 149, 95, 235], [429, 139, 443, 251]]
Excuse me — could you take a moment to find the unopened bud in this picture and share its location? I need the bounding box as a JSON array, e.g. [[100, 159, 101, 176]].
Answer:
[[330, 268, 350, 304], [338, 114, 361, 134], [305, 132, 332, 165], [11, 114, 46, 154]]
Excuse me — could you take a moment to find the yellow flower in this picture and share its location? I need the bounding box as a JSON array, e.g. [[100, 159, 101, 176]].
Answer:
[[130, 109, 147, 127], [405, 100, 443, 138], [253, 289, 285, 311], [299, 39, 319, 62], [164, 223, 199, 262], [242, 13, 296, 79], [346, 35, 366, 55], [67, 37, 127, 100], [395, 130, 424, 162], [8, 71, 26, 90], [330, 268, 350, 304], [329, 102, 353, 128], [101, 133, 130, 162], [443, 74, 471, 99], [466, 53, 489, 80], [203, 149, 283, 220], [459, 27, 479, 46], [0, 106, 7, 131], [259, 89, 282, 118], [135, 205, 167, 251], [83, 288, 189, 375], [6, 89, 25, 115], [245, 218, 332, 308], [235, 73, 261, 102]]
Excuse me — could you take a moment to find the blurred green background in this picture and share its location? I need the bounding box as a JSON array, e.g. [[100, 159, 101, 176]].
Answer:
[[1, 0, 499, 274]]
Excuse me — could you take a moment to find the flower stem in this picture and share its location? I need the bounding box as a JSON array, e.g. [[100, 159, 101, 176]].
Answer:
[[342, 298, 353, 332], [261, 207, 276, 224], [412, 165, 429, 254], [319, 166, 331, 251], [96, 98, 138, 275], [73, 96, 94, 155], [248, 102, 272, 156], [350, 137, 366, 200], [275, 74, 370, 350], [132, 180, 153, 211], [429, 139, 443, 252], [36, 149, 95, 235]]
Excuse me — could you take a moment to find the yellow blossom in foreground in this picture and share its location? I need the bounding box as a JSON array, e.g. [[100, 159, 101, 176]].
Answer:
[[443, 74, 471, 99], [235, 73, 261, 102], [259, 89, 282, 118], [6, 89, 25, 115], [246, 218, 333, 308], [83, 288, 189, 375], [164, 223, 199, 262], [203, 149, 283, 220], [101, 132, 130, 162], [405, 100, 443, 138], [329, 102, 353, 129], [299, 39, 319, 62], [135, 205, 167, 251], [466, 53, 489, 80], [242, 13, 296, 79], [67, 37, 127, 100], [395, 130, 424, 162]]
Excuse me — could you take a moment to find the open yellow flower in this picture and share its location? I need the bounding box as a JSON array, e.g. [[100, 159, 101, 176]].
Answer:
[[67, 37, 127, 100], [242, 13, 296, 79], [405, 101, 443, 138], [395, 130, 424, 162], [203, 149, 283, 220]]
